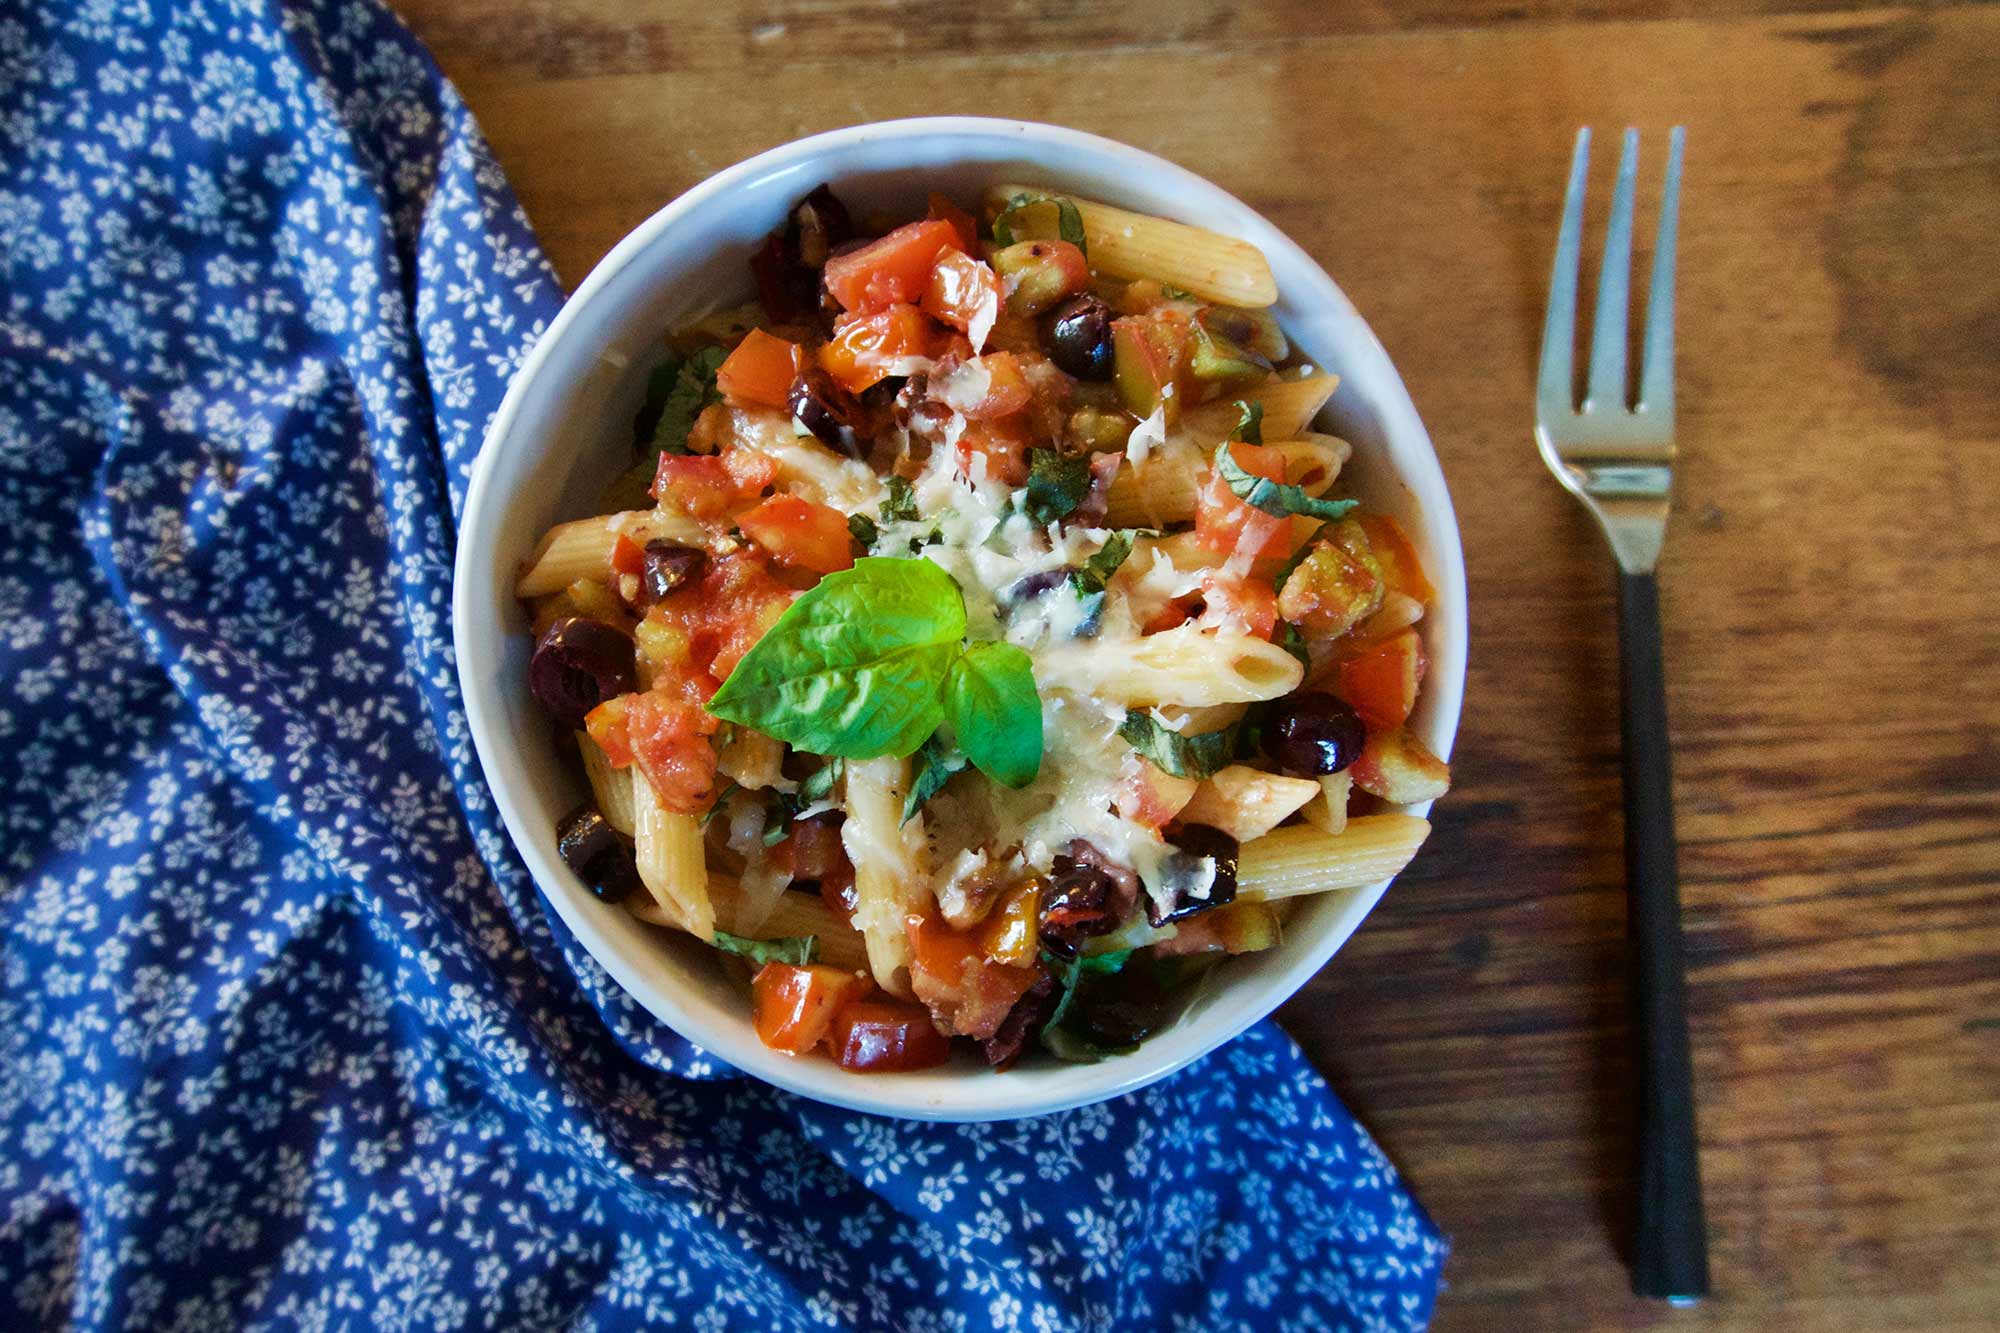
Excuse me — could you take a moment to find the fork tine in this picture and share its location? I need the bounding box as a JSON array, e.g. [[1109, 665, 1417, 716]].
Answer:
[[1585, 128, 1641, 411], [1538, 128, 1591, 419], [1639, 126, 1685, 416]]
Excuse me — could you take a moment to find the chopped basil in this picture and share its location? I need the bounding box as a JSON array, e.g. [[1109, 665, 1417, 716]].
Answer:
[[1019, 448, 1093, 526], [634, 345, 727, 458], [902, 732, 969, 824], [1232, 399, 1264, 445], [881, 476, 919, 523], [1118, 710, 1238, 780], [992, 192, 1088, 254], [847, 512, 879, 547], [1214, 441, 1359, 523], [711, 931, 818, 967]]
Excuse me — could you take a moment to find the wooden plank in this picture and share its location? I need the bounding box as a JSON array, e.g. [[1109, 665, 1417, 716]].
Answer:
[[400, 2, 2000, 1327]]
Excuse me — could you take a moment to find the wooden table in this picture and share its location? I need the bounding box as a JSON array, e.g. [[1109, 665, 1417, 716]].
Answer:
[[402, 3, 2000, 1326]]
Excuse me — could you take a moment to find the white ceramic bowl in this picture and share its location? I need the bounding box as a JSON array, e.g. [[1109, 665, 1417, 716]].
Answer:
[[454, 117, 1465, 1122]]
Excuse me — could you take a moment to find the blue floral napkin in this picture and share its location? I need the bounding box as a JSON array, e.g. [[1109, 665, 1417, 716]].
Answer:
[[0, 1, 1446, 1327]]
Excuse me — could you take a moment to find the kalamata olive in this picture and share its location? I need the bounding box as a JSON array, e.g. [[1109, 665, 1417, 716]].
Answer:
[[1038, 841, 1139, 958], [1042, 294, 1115, 381], [641, 541, 706, 603], [791, 183, 853, 269], [1147, 823, 1240, 926], [1004, 567, 1071, 604], [1262, 690, 1368, 776], [528, 616, 635, 728], [981, 969, 1061, 1070], [557, 805, 641, 901], [788, 366, 862, 456]]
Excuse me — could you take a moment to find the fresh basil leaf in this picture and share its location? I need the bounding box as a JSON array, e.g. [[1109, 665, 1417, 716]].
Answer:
[[902, 732, 969, 824], [637, 345, 727, 458], [881, 476, 919, 523], [1231, 398, 1264, 445], [1214, 442, 1360, 523], [712, 931, 818, 967], [707, 557, 967, 758], [1038, 948, 1137, 1062], [1019, 448, 1093, 525], [1276, 620, 1311, 671], [993, 193, 1088, 254], [1118, 709, 1237, 780], [944, 642, 1043, 788], [799, 757, 843, 805], [847, 512, 879, 548], [699, 780, 741, 828]]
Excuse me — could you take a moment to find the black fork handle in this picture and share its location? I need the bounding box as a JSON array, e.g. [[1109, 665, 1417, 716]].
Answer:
[[1618, 570, 1710, 1302]]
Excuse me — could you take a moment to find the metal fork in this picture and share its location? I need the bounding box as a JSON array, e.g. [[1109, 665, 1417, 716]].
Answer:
[[1536, 126, 1707, 1304]]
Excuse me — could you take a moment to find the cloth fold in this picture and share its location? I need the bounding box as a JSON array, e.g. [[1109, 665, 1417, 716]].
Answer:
[[0, 1, 1446, 1327]]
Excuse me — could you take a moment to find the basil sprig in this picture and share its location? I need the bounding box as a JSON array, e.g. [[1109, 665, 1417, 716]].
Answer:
[[1118, 710, 1237, 780], [707, 558, 1044, 787]]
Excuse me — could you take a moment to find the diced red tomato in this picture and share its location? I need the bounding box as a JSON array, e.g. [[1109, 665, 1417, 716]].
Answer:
[[822, 219, 958, 313], [643, 549, 795, 683], [1193, 571, 1279, 640], [819, 303, 935, 394], [1114, 758, 1200, 830], [1350, 726, 1452, 803], [926, 192, 980, 252], [1357, 513, 1434, 605], [752, 963, 870, 1055], [609, 532, 647, 578], [1193, 441, 1290, 562], [956, 413, 1032, 486], [921, 249, 1002, 339], [736, 495, 855, 575], [715, 329, 802, 410], [905, 915, 1040, 1042], [1334, 627, 1427, 729], [830, 999, 952, 1072], [651, 447, 778, 523], [585, 686, 720, 814], [931, 352, 1031, 421]]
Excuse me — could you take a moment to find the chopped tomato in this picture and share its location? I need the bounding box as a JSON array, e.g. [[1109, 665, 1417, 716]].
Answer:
[[1334, 627, 1427, 729], [736, 495, 855, 575], [931, 351, 1031, 421], [1193, 570, 1278, 640], [1193, 441, 1290, 562], [921, 249, 1001, 339], [609, 532, 647, 578], [752, 963, 869, 1055], [926, 192, 980, 252], [819, 303, 934, 393], [905, 915, 1040, 1042], [822, 219, 958, 313], [1115, 758, 1200, 829], [1356, 513, 1434, 605], [715, 329, 802, 410], [643, 549, 794, 683], [585, 685, 720, 814], [830, 999, 952, 1072], [956, 413, 1031, 486], [651, 448, 777, 522]]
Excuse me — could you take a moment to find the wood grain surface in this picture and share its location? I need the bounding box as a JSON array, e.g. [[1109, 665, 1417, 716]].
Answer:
[[398, 2, 2000, 1326]]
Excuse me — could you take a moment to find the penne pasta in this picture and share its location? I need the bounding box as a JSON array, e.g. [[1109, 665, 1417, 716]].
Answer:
[[631, 884, 871, 973], [1236, 815, 1430, 902], [516, 508, 705, 598], [716, 727, 789, 792], [631, 769, 715, 940], [1177, 765, 1323, 843], [1040, 625, 1303, 707], [839, 756, 932, 996], [575, 731, 637, 836], [1298, 772, 1353, 837], [988, 183, 1277, 307], [1105, 433, 1350, 529], [1185, 375, 1340, 444]]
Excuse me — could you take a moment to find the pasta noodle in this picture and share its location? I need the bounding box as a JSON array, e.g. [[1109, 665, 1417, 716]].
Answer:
[[576, 732, 637, 836], [1185, 375, 1339, 444], [516, 508, 705, 598], [839, 756, 930, 996], [1298, 773, 1353, 837], [1237, 815, 1430, 902], [987, 183, 1277, 307], [1105, 433, 1350, 529], [629, 883, 871, 973], [631, 769, 715, 940], [1038, 625, 1303, 707], [1177, 765, 1323, 842]]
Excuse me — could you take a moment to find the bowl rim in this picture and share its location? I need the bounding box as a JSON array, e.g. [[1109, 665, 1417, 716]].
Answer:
[[454, 115, 1465, 1121]]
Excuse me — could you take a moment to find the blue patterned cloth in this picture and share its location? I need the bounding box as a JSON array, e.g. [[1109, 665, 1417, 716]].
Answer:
[[0, 1, 1447, 1328]]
